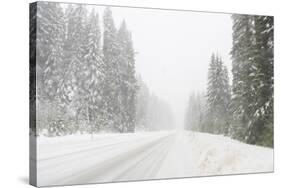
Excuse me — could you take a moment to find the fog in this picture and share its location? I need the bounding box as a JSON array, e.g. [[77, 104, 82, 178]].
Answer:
[[101, 6, 232, 129]]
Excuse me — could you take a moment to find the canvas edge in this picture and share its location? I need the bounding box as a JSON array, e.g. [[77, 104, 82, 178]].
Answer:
[[34, 0, 273, 17], [29, 2, 38, 187], [27, 1, 275, 187]]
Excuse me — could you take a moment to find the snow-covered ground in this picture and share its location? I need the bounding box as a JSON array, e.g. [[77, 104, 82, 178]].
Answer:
[[37, 130, 273, 187]]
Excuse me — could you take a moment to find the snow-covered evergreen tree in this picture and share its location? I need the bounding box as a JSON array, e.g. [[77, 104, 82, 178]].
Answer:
[[36, 2, 66, 134], [30, 3, 37, 134], [58, 4, 88, 133], [80, 9, 105, 135], [34, 4, 154, 136], [231, 15, 273, 147], [206, 53, 231, 135], [36, 2, 65, 101], [231, 15, 256, 141], [102, 7, 123, 132], [251, 16, 273, 147], [117, 20, 137, 132]]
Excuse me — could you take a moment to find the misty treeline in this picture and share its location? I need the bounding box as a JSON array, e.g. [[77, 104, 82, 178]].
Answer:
[[185, 15, 273, 147], [136, 76, 174, 131], [185, 54, 231, 135], [30, 2, 173, 136]]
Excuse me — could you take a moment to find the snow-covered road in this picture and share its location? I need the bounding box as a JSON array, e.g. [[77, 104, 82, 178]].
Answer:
[[37, 130, 273, 187]]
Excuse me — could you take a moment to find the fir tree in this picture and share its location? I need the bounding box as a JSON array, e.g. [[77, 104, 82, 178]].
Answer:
[[117, 20, 137, 132], [30, 3, 37, 134], [36, 2, 66, 134], [231, 15, 256, 141], [231, 15, 273, 147], [58, 5, 88, 133], [81, 9, 105, 135], [102, 7, 122, 132], [206, 53, 231, 135], [250, 16, 273, 146], [36, 2, 65, 101]]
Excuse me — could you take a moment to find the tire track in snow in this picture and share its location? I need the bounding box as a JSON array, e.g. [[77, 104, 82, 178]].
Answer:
[[60, 133, 174, 185], [38, 133, 168, 174], [39, 133, 156, 161], [38, 132, 174, 186], [110, 133, 176, 181]]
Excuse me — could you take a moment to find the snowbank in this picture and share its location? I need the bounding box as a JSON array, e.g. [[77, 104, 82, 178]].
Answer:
[[36, 130, 273, 187]]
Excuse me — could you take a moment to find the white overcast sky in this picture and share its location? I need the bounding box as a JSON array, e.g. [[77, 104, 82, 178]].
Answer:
[[62, 3, 233, 128]]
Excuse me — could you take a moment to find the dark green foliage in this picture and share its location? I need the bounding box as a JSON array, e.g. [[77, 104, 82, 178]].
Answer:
[[231, 15, 273, 147], [29, 3, 37, 134]]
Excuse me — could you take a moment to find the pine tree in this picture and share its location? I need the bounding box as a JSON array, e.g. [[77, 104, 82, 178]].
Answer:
[[221, 65, 232, 135], [36, 2, 65, 101], [231, 15, 273, 147], [102, 7, 123, 132], [64, 4, 87, 56], [30, 3, 37, 134], [249, 16, 273, 146], [56, 5, 88, 133], [117, 20, 137, 132], [36, 2, 66, 134], [206, 53, 231, 135], [80, 9, 105, 135], [231, 15, 256, 141]]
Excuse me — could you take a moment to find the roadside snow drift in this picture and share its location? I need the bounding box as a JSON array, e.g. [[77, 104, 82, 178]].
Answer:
[[37, 130, 273, 187]]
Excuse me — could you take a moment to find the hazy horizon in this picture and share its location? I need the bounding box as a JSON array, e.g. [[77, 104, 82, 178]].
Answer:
[[106, 6, 233, 129]]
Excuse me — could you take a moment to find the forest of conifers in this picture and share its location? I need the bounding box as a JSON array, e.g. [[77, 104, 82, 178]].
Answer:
[[185, 15, 273, 147], [30, 2, 174, 137]]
